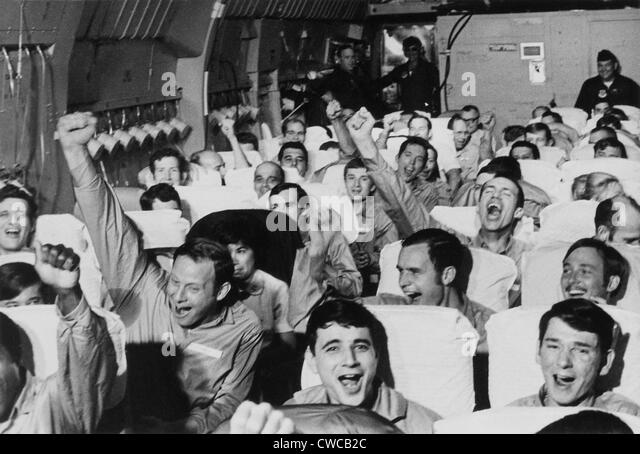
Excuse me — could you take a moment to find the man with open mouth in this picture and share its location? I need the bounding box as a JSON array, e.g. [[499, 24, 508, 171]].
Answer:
[[0, 184, 36, 257], [57, 112, 264, 433], [284, 299, 441, 433], [560, 238, 627, 306], [510, 299, 640, 416]]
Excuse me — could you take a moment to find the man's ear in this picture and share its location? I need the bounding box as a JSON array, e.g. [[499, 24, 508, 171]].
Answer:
[[308, 347, 318, 374], [441, 266, 457, 287], [606, 275, 621, 294], [535, 342, 542, 366], [216, 281, 231, 301], [595, 225, 611, 242], [599, 349, 615, 376], [514, 206, 524, 220]]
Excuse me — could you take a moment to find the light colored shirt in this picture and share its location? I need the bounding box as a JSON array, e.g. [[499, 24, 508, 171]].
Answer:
[[73, 171, 264, 433], [510, 386, 640, 417], [286, 381, 441, 434], [456, 141, 481, 182], [288, 230, 362, 334], [239, 269, 292, 348], [0, 298, 117, 434]]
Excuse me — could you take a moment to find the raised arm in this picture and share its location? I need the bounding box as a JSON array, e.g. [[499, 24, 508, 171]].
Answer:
[[326, 100, 358, 157], [346, 108, 431, 235], [36, 243, 118, 433], [478, 112, 496, 161], [220, 118, 251, 169], [57, 112, 166, 313]]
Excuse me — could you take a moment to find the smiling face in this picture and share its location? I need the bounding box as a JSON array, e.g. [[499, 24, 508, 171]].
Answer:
[[0, 198, 32, 254], [254, 163, 283, 198], [598, 59, 617, 82], [310, 322, 378, 406], [153, 156, 182, 186], [284, 121, 306, 143], [478, 177, 523, 233], [561, 247, 613, 301], [167, 255, 221, 328], [280, 148, 308, 177], [408, 117, 430, 140], [397, 243, 445, 306], [461, 110, 480, 134], [270, 188, 302, 223], [396, 143, 427, 182], [537, 318, 612, 406], [345, 167, 374, 199], [452, 119, 471, 151], [526, 131, 550, 149]]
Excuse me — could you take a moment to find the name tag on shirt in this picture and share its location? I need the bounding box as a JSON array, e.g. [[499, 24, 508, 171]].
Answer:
[[186, 342, 223, 359]]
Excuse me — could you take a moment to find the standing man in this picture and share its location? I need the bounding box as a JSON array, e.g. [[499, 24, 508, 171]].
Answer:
[[575, 50, 640, 114], [377, 37, 440, 115]]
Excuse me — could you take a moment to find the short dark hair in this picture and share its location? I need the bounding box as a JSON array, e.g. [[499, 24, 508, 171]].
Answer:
[[206, 213, 266, 270], [343, 157, 367, 180], [236, 132, 259, 151], [532, 106, 551, 118], [140, 183, 182, 211], [597, 49, 618, 64], [607, 108, 628, 121], [0, 312, 22, 364], [0, 184, 37, 223], [502, 125, 526, 144], [590, 126, 617, 139], [281, 118, 306, 136], [447, 113, 465, 130], [538, 298, 617, 355], [563, 238, 628, 300], [0, 262, 40, 301], [319, 141, 340, 151], [542, 111, 563, 123], [397, 136, 431, 160], [461, 105, 480, 115], [149, 148, 188, 174], [402, 36, 422, 51], [595, 195, 640, 237], [173, 238, 235, 296], [401, 228, 472, 293], [510, 141, 540, 160], [597, 115, 622, 131], [407, 114, 432, 131], [594, 138, 627, 158], [269, 182, 308, 202], [525, 122, 553, 144], [336, 44, 354, 59], [478, 156, 523, 181], [306, 299, 385, 356], [277, 141, 309, 164]]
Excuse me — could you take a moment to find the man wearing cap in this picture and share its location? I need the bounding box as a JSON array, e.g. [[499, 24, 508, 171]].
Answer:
[[377, 36, 440, 115], [575, 50, 640, 114]]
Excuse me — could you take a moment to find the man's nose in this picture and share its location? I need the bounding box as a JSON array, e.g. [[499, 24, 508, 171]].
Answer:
[[342, 347, 358, 365], [557, 347, 573, 368]]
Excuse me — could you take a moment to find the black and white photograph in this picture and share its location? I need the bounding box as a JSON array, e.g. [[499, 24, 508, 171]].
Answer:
[[0, 0, 639, 437]]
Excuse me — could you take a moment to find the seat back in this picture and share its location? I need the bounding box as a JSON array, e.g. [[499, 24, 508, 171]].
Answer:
[[175, 185, 259, 223], [551, 107, 588, 133], [538, 201, 598, 244], [125, 209, 190, 249]]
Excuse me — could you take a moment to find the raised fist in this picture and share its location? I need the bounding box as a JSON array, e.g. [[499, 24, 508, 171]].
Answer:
[[56, 112, 97, 150], [346, 107, 375, 141], [34, 242, 81, 293], [326, 100, 343, 122]]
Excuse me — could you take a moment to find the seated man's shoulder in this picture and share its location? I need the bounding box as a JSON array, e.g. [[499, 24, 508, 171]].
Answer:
[[599, 391, 640, 417], [378, 384, 440, 434], [508, 393, 542, 408], [257, 269, 288, 292], [229, 300, 263, 332], [286, 385, 327, 405]]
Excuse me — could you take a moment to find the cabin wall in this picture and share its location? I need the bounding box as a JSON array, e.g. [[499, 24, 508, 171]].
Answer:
[[436, 8, 640, 132]]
